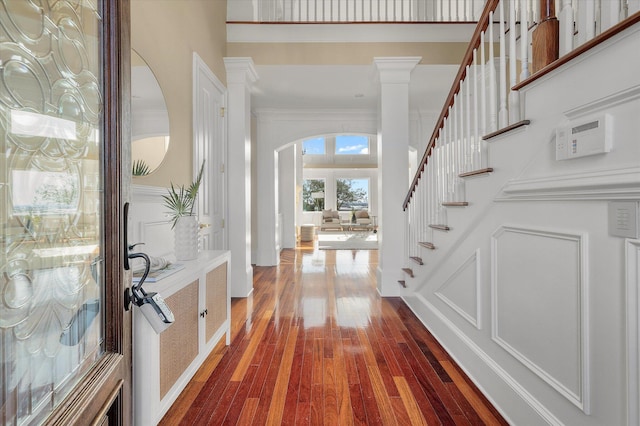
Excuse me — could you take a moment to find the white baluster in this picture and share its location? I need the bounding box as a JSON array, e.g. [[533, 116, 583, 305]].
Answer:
[[520, 0, 530, 80], [488, 11, 498, 132], [559, 0, 574, 55], [465, 67, 472, 173], [498, 1, 508, 128], [480, 30, 487, 138], [473, 48, 480, 171], [577, 0, 596, 45], [599, 0, 620, 32], [509, 0, 520, 124]]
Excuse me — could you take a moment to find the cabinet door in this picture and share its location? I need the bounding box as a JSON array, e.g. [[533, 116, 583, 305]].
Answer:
[[205, 262, 228, 343], [159, 280, 199, 399]]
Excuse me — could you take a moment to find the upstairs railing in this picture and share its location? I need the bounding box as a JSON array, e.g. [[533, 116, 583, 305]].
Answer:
[[402, 0, 640, 267], [229, 0, 487, 23]]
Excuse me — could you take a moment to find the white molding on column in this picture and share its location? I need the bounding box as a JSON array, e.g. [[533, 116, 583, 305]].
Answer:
[[373, 57, 422, 83], [627, 239, 640, 426], [491, 225, 590, 413], [224, 56, 258, 295], [223, 57, 259, 86]]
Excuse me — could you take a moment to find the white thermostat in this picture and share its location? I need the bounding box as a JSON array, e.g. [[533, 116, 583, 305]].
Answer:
[[556, 114, 612, 160]]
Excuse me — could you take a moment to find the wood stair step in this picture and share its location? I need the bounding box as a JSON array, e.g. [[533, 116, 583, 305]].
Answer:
[[401, 268, 414, 278], [409, 256, 424, 265], [429, 224, 450, 231], [459, 167, 493, 178], [442, 201, 469, 207], [418, 242, 436, 250], [398, 280, 407, 288], [482, 119, 530, 141]]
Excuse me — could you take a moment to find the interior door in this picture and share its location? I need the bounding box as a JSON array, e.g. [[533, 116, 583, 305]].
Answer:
[[0, 1, 131, 425], [193, 53, 227, 251]]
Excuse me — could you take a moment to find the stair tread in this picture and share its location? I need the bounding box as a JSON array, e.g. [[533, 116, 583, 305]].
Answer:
[[442, 201, 469, 207], [409, 256, 424, 265], [429, 224, 451, 231], [401, 268, 414, 278], [418, 242, 436, 250], [459, 168, 494, 178]]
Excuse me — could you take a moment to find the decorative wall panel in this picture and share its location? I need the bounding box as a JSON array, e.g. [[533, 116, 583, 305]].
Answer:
[[435, 250, 481, 329], [491, 226, 589, 412]]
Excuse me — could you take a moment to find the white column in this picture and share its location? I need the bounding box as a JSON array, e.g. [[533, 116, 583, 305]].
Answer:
[[374, 56, 420, 297], [224, 57, 258, 297]]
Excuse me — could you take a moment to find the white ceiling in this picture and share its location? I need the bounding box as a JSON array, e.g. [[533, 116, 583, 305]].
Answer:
[[251, 63, 459, 112]]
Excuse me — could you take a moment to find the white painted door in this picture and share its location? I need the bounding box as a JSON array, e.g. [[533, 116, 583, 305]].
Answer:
[[193, 53, 227, 250]]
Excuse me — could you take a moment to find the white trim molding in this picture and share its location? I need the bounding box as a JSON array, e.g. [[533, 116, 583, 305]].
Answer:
[[405, 294, 563, 425], [497, 167, 640, 201], [627, 239, 640, 426], [132, 184, 166, 202], [435, 249, 482, 329], [491, 225, 590, 413]]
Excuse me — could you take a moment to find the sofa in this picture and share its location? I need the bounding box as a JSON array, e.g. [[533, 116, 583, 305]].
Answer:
[[321, 209, 373, 230], [321, 209, 345, 230]]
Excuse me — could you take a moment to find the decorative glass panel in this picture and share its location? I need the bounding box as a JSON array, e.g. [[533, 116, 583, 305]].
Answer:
[[0, 1, 104, 424]]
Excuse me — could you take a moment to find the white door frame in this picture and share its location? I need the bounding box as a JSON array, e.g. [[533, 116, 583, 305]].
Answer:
[[193, 52, 228, 250]]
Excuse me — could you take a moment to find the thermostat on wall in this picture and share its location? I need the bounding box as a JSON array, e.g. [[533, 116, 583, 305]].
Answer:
[[556, 114, 612, 160]]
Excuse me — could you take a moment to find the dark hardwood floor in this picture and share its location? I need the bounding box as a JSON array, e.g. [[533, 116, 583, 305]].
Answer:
[[160, 241, 508, 425]]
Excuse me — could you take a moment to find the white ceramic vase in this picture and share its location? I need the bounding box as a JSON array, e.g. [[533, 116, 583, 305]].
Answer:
[[174, 215, 199, 261]]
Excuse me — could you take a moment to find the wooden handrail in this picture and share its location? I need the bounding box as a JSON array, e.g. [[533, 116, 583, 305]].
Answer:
[[403, 0, 500, 210], [403, 6, 640, 210], [513, 10, 640, 91]]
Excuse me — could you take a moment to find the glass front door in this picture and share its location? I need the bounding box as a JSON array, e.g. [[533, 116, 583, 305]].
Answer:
[[1, 1, 130, 424]]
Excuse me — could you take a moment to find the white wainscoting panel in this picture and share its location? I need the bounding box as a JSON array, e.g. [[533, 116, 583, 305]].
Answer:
[[627, 239, 640, 426], [491, 225, 590, 413], [435, 249, 482, 329], [131, 185, 174, 258]]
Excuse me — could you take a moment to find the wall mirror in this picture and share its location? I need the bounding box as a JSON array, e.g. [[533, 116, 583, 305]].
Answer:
[[131, 49, 169, 176]]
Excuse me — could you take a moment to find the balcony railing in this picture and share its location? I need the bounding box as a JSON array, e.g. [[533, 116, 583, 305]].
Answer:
[[228, 0, 488, 23]]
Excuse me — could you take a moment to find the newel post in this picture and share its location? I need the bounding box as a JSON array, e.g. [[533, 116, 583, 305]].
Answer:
[[531, 0, 559, 72]]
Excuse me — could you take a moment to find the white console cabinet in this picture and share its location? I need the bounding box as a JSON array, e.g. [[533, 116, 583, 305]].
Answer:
[[133, 250, 230, 426]]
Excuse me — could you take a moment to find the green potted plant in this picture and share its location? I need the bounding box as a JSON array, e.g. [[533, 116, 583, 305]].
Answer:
[[162, 161, 205, 260], [162, 161, 205, 229]]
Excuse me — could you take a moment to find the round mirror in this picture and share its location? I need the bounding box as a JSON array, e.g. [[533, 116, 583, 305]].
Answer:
[[131, 50, 169, 176]]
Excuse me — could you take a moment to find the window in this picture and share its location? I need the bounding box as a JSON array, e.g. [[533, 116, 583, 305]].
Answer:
[[335, 135, 369, 155], [302, 179, 325, 211], [336, 178, 369, 211], [302, 137, 325, 155]]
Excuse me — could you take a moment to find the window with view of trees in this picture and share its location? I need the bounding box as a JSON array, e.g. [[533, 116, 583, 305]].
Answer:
[[302, 137, 325, 155], [335, 135, 369, 155], [336, 178, 368, 211], [302, 179, 325, 211]]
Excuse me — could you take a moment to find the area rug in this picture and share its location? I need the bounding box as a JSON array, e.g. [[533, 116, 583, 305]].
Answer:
[[317, 231, 378, 250]]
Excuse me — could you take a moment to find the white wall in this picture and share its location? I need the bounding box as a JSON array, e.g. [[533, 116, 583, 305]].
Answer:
[[401, 26, 640, 425]]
